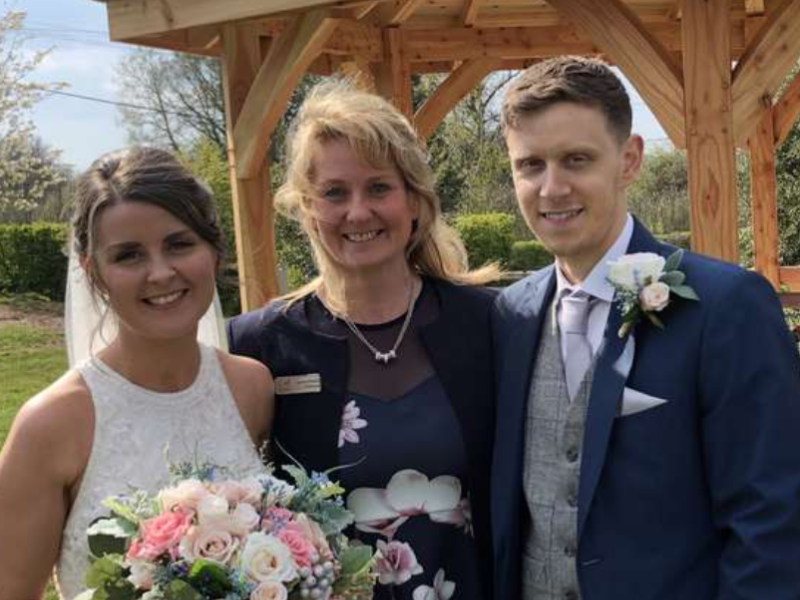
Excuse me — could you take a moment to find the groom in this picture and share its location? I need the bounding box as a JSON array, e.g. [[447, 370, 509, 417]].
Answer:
[[491, 56, 800, 600]]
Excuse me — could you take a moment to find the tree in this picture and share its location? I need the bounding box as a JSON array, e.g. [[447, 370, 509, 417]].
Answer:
[[627, 147, 690, 234], [0, 7, 66, 222]]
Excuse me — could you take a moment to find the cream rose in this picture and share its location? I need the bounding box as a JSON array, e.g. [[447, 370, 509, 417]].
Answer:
[[215, 477, 264, 507], [240, 532, 297, 583], [640, 281, 670, 312], [229, 502, 261, 536], [179, 524, 239, 565], [250, 581, 289, 600], [127, 559, 157, 589], [608, 253, 666, 289], [159, 479, 209, 513]]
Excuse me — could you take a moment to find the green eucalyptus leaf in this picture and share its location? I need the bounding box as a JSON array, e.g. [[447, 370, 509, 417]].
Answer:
[[101, 498, 141, 525], [664, 249, 684, 273], [187, 559, 232, 597], [163, 580, 204, 600], [671, 285, 700, 301], [645, 312, 665, 329], [660, 271, 685, 287], [84, 557, 124, 588], [283, 464, 310, 487], [339, 545, 374, 576], [87, 518, 136, 558]]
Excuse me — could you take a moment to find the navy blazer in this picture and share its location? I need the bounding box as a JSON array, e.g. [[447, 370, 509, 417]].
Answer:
[[492, 220, 800, 600], [228, 278, 496, 598]]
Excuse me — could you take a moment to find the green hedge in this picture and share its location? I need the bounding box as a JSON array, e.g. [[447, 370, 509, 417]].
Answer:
[[453, 212, 516, 268], [0, 223, 69, 301], [657, 230, 691, 250], [509, 240, 553, 271]]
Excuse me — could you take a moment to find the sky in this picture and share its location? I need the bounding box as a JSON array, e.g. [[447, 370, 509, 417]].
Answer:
[[16, 0, 670, 173]]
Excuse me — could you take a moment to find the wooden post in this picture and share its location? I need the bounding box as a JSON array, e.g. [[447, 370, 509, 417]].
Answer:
[[682, 0, 739, 262], [339, 57, 378, 93], [748, 107, 781, 288], [221, 24, 280, 312], [375, 28, 413, 117]]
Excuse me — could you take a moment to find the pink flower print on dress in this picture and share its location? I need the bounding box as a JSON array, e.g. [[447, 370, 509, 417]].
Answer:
[[374, 539, 424, 585], [338, 400, 368, 448], [412, 569, 456, 600]]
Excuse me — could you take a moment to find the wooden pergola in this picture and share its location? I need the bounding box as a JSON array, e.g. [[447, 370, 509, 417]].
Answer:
[[93, 0, 800, 310]]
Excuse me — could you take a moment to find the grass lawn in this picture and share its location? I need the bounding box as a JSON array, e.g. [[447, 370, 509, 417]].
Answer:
[[0, 295, 66, 600]]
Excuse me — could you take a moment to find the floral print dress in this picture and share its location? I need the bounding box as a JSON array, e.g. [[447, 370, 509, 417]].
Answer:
[[338, 376, 484, 600]]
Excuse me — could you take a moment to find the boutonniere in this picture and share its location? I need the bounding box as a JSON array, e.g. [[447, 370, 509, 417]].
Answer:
[[607, 250, 699, 338]]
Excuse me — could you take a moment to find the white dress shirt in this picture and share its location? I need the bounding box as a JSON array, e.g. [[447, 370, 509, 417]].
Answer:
[[554, 213, 634, 366]]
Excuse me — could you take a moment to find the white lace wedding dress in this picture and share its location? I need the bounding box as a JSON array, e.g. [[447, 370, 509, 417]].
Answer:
[[54, 343, 265, 599]]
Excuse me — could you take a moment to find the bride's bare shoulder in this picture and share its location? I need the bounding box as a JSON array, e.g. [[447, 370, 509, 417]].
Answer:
[[3, 370, 94, 482]]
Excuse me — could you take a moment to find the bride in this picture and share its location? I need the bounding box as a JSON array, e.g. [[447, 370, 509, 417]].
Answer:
[[0, 147, 274, 599]]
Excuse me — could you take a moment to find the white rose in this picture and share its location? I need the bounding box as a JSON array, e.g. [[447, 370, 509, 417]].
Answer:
[[127, 559, 156, 589], [240, 532, 297, 583], [608, 253, 666, 289], [179, 524, 239, 565], [214, 477, 264, 507], [640, 281, 670, 312], [250, 581, 289, 600], [229, 502, 261, 536], [197, 493, 231, 525]]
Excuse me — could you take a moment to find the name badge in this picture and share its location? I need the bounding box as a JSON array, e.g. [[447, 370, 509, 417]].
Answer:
[[275, 374, 322, 395]]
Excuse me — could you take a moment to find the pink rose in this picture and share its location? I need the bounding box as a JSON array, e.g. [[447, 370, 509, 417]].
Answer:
[[640, 281, 670, 312], [277, 523, 316, 567], [261, 507, 294, 533], [375, 540, 423, 585], [179, 523, 240, 565], [159, 479, 209, 513], [127, 510, 192, 561], [293, 514, 332, 559], [214, 477, 263, 507], [251, 581, 288, 600]]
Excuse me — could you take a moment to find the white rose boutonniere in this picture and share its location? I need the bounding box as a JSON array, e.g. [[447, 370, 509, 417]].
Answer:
[[607, 249, 699, 338]]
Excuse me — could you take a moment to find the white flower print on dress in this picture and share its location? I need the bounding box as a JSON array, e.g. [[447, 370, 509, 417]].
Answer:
[[338, 399, 368, 448], [412, 568, 455, 600], [347, 470, 470, 538]]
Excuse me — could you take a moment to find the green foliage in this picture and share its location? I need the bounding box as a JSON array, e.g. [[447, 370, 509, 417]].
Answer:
[[656, 230, 691, 250], [776, 117, 800, 266], [453, 212, 516, 268], [0, 223, 68, 300], [275, 214, 318, 290], [508, 240, 552, 271], [628, 148, 690, 234]]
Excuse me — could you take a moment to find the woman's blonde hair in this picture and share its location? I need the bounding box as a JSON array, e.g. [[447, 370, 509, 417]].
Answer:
[[275, 80, 498, 307]]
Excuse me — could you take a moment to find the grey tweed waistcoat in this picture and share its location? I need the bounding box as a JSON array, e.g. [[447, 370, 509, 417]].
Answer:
[[522, 300, 596, 600]]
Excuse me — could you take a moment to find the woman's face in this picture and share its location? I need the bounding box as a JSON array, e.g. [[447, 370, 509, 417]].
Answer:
[[89, 200, 217, 343], [309, 139, 418, 277]]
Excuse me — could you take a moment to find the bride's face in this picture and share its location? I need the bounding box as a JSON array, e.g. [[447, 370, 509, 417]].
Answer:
[[89, 200, 218, 343]]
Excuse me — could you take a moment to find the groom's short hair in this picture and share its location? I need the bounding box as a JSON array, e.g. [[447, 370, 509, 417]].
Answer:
[[501, 56, 633, 143]]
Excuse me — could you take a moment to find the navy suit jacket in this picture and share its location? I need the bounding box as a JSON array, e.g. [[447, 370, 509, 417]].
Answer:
[[492, 221, 800, 600]]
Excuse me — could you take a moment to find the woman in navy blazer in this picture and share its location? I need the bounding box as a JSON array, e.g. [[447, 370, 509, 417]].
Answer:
[[228, 82, 496, 600]]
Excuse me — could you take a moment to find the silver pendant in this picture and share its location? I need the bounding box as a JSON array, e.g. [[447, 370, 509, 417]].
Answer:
[[374, 350, 397, 364]]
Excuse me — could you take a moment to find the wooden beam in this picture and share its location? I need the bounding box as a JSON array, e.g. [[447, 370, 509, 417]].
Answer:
[[682, 0, 739, 262], [381, 0, 426, 25], [233, 11, 339, 179], [350, 1, 381, 19], [774, 69, 800, 146], [104, 0, 383, 40], [544, 0, 685, 148], [414, 58, 500, 138], [463, 0, 481, 27], [732, 0, 800, 145], [375, 28, 413, 117], [221, 24, 280, 310], [748, 107, 781, 289], [745, 0, 766, 15], [780, 267, 800, 292]]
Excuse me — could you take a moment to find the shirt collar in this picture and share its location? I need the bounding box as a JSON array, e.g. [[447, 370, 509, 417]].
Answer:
[[555, 213, 634, 303]]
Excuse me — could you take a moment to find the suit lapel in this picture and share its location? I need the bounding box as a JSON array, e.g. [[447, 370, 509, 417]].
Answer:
[[577, 219, 664, 538]]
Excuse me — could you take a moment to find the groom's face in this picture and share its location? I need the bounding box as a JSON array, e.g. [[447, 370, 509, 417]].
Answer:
[[506, 102, 643, 282]]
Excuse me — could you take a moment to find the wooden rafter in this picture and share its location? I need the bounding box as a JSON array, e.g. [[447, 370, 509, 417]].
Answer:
[[414, 58, 500, 138], [773, 67, 800, 146], [682, 0, 739, 262], [544, 0, 686, 147], [339, 57, 378, 92], [375, 28, 413, 117], [748, 108, 781, 288], [732, 0, 800, 146], [780, 267, 800, 292], [233, 10, 339, 179], [104, 0, 384, 40], [745, 0, 766, 15], [381, 0, 426, 25], [221, 23, 280, 310], [462, 0, 481, 27]]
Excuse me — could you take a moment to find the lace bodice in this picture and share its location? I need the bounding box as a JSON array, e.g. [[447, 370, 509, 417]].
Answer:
[[55, 344, 265, 599]]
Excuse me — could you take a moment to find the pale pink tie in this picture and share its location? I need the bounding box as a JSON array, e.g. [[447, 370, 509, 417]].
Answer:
[[560, 291, 593, 402]]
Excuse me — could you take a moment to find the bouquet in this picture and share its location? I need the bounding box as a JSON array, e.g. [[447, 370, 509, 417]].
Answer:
[[78, 460, 376, 600]]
